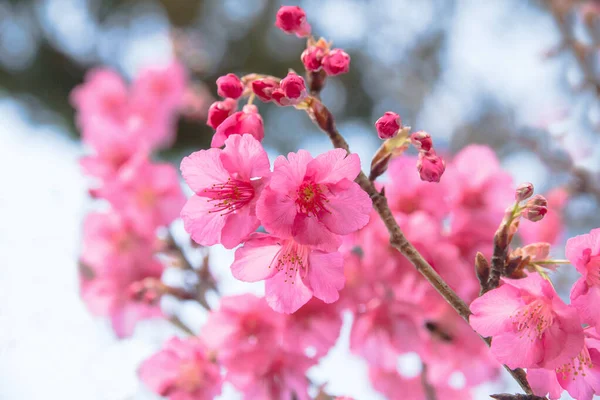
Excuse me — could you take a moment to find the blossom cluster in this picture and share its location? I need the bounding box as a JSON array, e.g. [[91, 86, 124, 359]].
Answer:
[[71, 4, 600, 400], [74, 62, 189, 337]]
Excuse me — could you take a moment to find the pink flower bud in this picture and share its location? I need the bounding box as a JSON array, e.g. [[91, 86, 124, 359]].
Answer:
[[301, 46, 325, 71], [207, 98, 237, 129], [522, 195, 548, 222], [375, 112, 401, 139], [417, 150, 445, 183], [216, 73, 244, 99], [322, 49, 350, 76], [515, 182, 534, 202], [251, 78, 280, 102], [275, 6, 311, 38], [280, 72, 307, 100], [271, 88, 287, 106], [410, 131, 433, 151]]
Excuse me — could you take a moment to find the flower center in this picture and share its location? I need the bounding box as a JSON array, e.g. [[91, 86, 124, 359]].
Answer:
[[203, 178, 255, 216], [176, 361, 204, 393], [511, 299, 553, 340], [556, 346, 593, 380], [295, 180, 329, 216], [585, 252, 600, 286], [273, 240, 309, 283]]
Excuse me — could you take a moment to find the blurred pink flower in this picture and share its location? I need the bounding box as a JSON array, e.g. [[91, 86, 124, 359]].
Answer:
[[180, 134, 270, 249], [256, 148, 371, 251], [138, 337, 222, 400], [212, 105, 264, 148], [470, 273, 584, 369], [568, 228, 600, 329]]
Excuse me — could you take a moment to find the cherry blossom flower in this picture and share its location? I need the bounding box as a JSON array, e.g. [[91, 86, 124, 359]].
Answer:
[[231, 232, 345, 314], [568, 228, 600, 329], [275, 5, 311, 38], [180, 134, 270, 249], [322, 49, 351, 76], [101, 154, 186, 234], [216, 73, 244, 99], [469, 273, 584, 369], [79, 252, 165, 338], [211, 105, 264, 148], [375, 112, 401, 139], [256, 148, 371, 251], [138, 337, 222, 400]]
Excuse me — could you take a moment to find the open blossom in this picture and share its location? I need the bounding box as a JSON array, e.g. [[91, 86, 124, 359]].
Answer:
[[256, 148, 371, 250], [528, 327, 600, 400], [470, 273, 584, 369], [138, 337, 222, 400], [80, 252, 165, 338], [231, 233, 345, 313], [275, 5, 311, 38], [567, 228, 600, 329], [181, 134, 270, 249], [101, 154, 186, 234], [211, 104, 264, 148], [202, 294, 285, 372], [207, 98, 237, 129]]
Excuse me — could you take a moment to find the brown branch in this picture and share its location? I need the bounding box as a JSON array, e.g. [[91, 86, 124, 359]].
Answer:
[[491, 394, 546, 400], [303, 96, 536, 396], [168, 314, 197, 336]]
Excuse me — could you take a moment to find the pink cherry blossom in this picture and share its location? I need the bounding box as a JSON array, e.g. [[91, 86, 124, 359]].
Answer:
[[79, 251, 165, 338], [180, 134, 270, 249], [469, 273, 584, 369], [301, 45, 325, 71], [201, 294, 285, 373], [520, 188, 567, 245], [101, 154, 186, 234], [567, 228, 600, 328], [375, 111, 401, 139], [231, 232, 345, 314], [279, 72, 307, 102], [206, 98, 237, 129], [216, 73, 244, 99], [138, 337, 222, 400], [275, 6, 311, 38], [211, 104, 264, 148], [322, 49, 351, 76], [256, 148, 371, 250], [528, 327, 600, 400], [80, 211, 154, 273]]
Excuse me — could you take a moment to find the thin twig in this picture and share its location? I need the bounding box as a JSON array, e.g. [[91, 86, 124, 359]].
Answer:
[[421, 363, 437, 400], [168, 314, 196, 336]]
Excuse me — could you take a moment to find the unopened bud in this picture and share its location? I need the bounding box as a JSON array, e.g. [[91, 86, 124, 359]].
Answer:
[[251, 78, 280, 102], [410, 130, 432, 151], [322, 49, 351, 76], [275, 6, 311, 38], [207, 98, 237, 129], [515, 182, 534, 202], [301, 46, 326, 71], [417, 150, 446, 183], [475, 252, 490, 288], [280, 72, 307, 100], [522, 195, 548, 222], [375, 112, 401, 139], [216, 73, 244, 99]]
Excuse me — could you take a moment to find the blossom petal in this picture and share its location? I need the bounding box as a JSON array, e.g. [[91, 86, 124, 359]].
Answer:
[[305, 250, 344, 303], [469, 284, 523, 337], [320, 180, 372, 235], [181, 195, 226, 246], [256, 187, 296, 238], [491, 331, 544, 369], [270, 150, 313, 193], [307, 148, 361, 184], [231, 234, 280, 282], [265, 269, 312, 314], [221, 134, 271, 180], [292, 214, 342, 252], [527, 369, 563, 400], [220, 209, 260, 249], [180, 149, 230, 193], [571, 279, 600, 328]]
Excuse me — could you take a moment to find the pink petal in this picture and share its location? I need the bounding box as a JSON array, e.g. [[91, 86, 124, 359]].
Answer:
[[571, 279, 600, 328], [527, 369, 563, 400], [491, 331, 544, 369], [469, 284, 522, 337], [220, 209, 260, 249], [305, 250, 344, 303], [270, 150, 313, 193], [452, 145, 501, 187], [265, 269, 313, 314], [306, 148, 361, 184], [292, 214, 342, 252], [320, 180, 372, 235], [231, 234, 280, 282], [256, 187, 297, 238], [180, 149, 230, 193], [181, 195, 226, 246], [138, 351, 179, 395], [221, 134, 271, 180]]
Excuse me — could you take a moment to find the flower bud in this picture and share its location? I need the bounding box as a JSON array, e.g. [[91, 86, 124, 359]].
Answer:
[[515, 182, 534, 202], [417, 150, 445, 183], [322, 49, 351, 76], [207, 98, 237, 129], [280, 72, 307, 100], [375, 111, 401, 139], [275, 6, 311, 38], [410, 131, 433, 151], [522, 194, 548, 222], [251, 78, 280, 102], [301, 46, 326, 71], [216, 73, 244, 99]]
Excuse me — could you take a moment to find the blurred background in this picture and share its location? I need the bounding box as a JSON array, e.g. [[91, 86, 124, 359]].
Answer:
[[2, 0, 600, 398]]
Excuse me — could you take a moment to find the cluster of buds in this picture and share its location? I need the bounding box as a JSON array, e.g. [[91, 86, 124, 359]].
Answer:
[[301, 38, 351, 77], [207, 73, 245, 129], [252, 72, 308, 106]]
